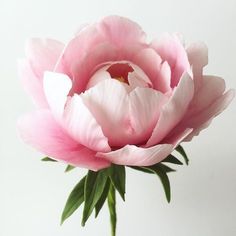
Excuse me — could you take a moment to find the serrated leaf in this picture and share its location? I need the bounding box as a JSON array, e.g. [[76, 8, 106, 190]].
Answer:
[[95, 178, 111, 218], [82, 170, 108, 226], [162, 154, 183, 165], [61, 176, 86, 225], [41, 157, 57, 162], [65, 165, 76, 173], [108, 165, 126, 201], [108, 184, 116, 236], [142, 164, 171, 203], [175, 145, 189, 165]]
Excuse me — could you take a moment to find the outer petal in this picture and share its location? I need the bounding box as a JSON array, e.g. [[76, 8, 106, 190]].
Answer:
[[63, 94, 111, 152], [98, 15, 146, 48], [184, 89, 235, 141], [17, 110, 110, 171], [96, 144, 173, 166], [188, 75, 225, 114], [186, 42, 208, 91], [151, 33, 190, 87], [43, 72, 72, 119], [25, 38, 64, 78], [146, 73, 194, 147], [18, 59, 48, 108]]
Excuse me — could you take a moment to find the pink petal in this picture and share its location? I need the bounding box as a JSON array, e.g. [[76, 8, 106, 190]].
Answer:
[[17, 110, 111, 171], [146, 73, 194, 147], [151, 33, 190, 87], [163, 128, 193, 148], [70, 42, 118, 94], [98, 15, 146, 48], [96, 144, 173, 166], [43, 72, 72, 119], [184, 89, 235, 141], [18, 59, 48, 108], [25, 38, 64, 78], [55, 23, 107, 80], [81, 79, 132, 147], [129, 87, 168, 138], [132, 48, 171, 93], [186, 42, 208, 90], [63, 94, 111, 152], [188, 75, 225, 114]]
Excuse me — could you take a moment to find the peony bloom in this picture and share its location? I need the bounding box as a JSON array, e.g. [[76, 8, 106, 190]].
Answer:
[[18, 15, 234, 171]]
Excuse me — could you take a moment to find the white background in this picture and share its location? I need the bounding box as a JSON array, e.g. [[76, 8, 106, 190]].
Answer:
[[0, 0, 236, 235]]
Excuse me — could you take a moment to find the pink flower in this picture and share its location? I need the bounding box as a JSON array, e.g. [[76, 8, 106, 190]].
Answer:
[[18, 16, 235, 171]]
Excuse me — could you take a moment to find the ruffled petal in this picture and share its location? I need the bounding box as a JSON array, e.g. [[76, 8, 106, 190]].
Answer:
[[96, 144, 173, 166], [17, 110, 111, 171], [63, 94, 111, 152], [146, 73, 194, 147]]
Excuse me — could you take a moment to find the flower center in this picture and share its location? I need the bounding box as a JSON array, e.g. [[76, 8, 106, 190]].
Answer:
[[106, 63, 134, 84]]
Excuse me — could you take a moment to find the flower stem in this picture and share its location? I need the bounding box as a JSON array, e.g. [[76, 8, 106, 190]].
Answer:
[[108, 183, 116, 236]]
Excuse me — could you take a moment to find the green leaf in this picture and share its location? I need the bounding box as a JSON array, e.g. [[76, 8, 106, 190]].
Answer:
[[130, 163, 175, 174], [41, 157, 57, 162], [82, 170, 108, 226], [108, 165, 126, 201], [61, 176, 86, 225], [129, 166, 154, 174], [107, 184, 117, 236], [65, 165, 76, 173], [95, 178, 111, 218], [143, 165, 171, 203], [175, 145, 189, 165], [158, 163, 176, 173], [162, 154, 183, 165]]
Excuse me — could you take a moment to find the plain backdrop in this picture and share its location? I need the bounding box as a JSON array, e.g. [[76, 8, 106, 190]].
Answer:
[[0, 0, 236, 235]]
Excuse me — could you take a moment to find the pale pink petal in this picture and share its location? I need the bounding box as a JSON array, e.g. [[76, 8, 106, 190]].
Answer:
[[184, 89, 235, 141], [188, 75, 225, 114], [132, 48, 171, 93], [18, 59, 48, 108], [98, 15, 146, 48], [146, 73, 194, 147], [81, 79, 133, 147], [96, 144, 173, 166], [43, 72, 72, 119], [55, 24, 106, 80], [151, 33, 190, 87], [63, 94, 111, 152], [25, 38, 64, 78], [71, 42, 118, 94], [186, 42, 208, 90], [17, 110, 111, 171], [128, 71, 149, 89], [163, 128, 193, 148], [129, 87, 168, 138], [86, 68, 112, 89]]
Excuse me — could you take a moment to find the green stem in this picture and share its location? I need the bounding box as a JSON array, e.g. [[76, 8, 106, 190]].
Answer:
[[107, 183, 116, 236]]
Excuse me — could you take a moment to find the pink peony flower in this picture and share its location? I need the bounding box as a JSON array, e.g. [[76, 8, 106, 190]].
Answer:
[[18, 15, 235, 171]]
